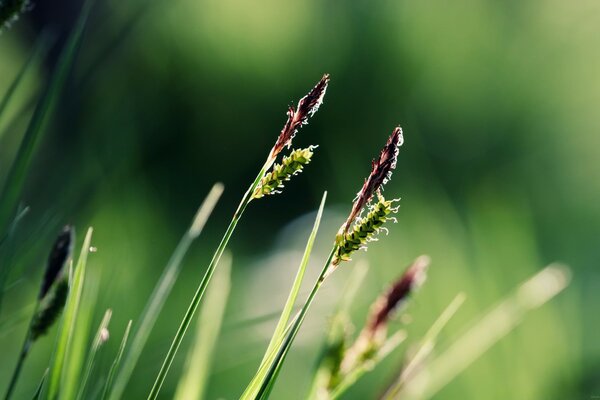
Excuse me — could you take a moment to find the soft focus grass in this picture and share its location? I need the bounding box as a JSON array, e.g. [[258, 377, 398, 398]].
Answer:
[[1, 0, 598, 398]]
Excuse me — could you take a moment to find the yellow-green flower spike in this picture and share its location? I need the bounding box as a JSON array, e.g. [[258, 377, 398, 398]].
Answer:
[[333, 194, 399, 266], [252, 146, 316, 199]]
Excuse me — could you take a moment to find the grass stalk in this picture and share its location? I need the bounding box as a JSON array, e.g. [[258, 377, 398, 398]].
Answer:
[[381, 292, 466, 399], [241, 245, 338, 400], [395, 265, 570, 400], [174, 254, 232, 400], [330, 331, 407, 400], [101, 320, 132, 400], [76, 309, 113, 400], [47, 227, 93, 400], [31, 368, 49, 400], [259, 192, 327, 367], [108, 183, 223, 400], [147, 160, 270, 400]]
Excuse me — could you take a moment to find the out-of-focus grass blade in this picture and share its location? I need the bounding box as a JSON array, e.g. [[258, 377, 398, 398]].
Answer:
[[109, 183, 223, 400], [330, 331, 407, 400], [382, 292, 466, 399], [101, 320, 132, 400], [260, 191, 327, 366], [0, 35, 48, 127], [31, 368, 48, 400], [0, 205, 29, 313], [76, 309, 112, 400], [174, 253, 231, 400], [61, 271, 99, 400], [241, 192, 327, 400], [47, 227, 93, 400], [396, 265, 571, 400], [0, 0, 91, 246]]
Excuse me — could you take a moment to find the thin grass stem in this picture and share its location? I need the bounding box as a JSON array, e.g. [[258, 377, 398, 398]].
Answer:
[[147, 161, 270, 400], [108, 183, 223, 400]]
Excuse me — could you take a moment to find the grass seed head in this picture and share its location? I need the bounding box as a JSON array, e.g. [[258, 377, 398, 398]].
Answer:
[[31, 278, 69, 340], [333, 194, 400, 266], [253, 146, 316, 199], [39, 225, 75, 300], [366, 255, 429, 336], [270, 74, 330, 159], [341, 126, 403, 235]]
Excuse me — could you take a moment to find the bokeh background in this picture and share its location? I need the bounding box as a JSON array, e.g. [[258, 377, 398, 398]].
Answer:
[[1, 0, 599, 398]]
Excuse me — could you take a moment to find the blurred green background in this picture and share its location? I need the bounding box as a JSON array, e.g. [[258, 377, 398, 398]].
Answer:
[[1, 0, 599, 398]]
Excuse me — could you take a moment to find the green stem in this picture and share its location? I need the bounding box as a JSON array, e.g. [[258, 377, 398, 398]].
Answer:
[[253, 246, 338, 400], [4, 309, 36, 400], [147, 161, 270, 400]]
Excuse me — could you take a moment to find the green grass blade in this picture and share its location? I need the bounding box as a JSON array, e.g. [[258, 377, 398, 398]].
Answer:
[[76, 309, 113, 400], [47, 227, 93, 400], [0, 35, 48, 127], [395, 265, 570, 400], [174, 253, 232, 400], [101, 320, 132, 400], [108, 183, 223, 400], [0, 205, 29, 314], [259, 191, 327, 367], [330, 331, 407, 400], [0, 0, 91, 245], [147, 161, 269, 400], [248, 245, 337, 400], [31, 368, 48, 400]]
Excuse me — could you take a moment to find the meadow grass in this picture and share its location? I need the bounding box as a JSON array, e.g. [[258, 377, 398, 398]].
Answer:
[[0, 6, 573, 398]]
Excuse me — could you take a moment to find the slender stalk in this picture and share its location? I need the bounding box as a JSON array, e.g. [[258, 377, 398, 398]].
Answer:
[[4, 324, 34, 400], [147, 161, 270, 400], [249, 246, 338, 400], [330, 331, 407, 400], [108, 183, 223, 400]]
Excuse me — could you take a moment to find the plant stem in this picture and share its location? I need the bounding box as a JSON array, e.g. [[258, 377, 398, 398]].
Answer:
[[252, 246, 338, 400], [147, 161, 270, 400], [4, 311, 36, 400]]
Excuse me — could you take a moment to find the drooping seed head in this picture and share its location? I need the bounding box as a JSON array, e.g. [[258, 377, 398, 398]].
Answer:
[[366, 255, 429, 336], [341, 127, 403, 235], [253, 146, 316, 199], [332, 194, 400, 266], [39, 225, 75, 300], [270, 74, 330, 159]]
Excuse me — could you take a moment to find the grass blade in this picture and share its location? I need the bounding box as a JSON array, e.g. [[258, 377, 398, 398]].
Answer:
[[174, 253, 232, 400], [108, 183, 223, 400], [147, 160, 270, 400], [330, 331, 407, 400], [76, 309, 113, 400], [31, 368, 48, 400], [0, 35, 48, 127], [396, 265, 570, 400], [259, 191, 327, 366], [47, 227, 93, 400], [0, 0, 91, 280], [381, 292, 466, 399], [101, 320, 132, 400]]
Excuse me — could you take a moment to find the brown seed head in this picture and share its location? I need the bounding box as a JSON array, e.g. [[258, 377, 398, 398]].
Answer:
[[270, 74, 330, 159], [366, 255, 429, 336], [341, 126, 403, 234]]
